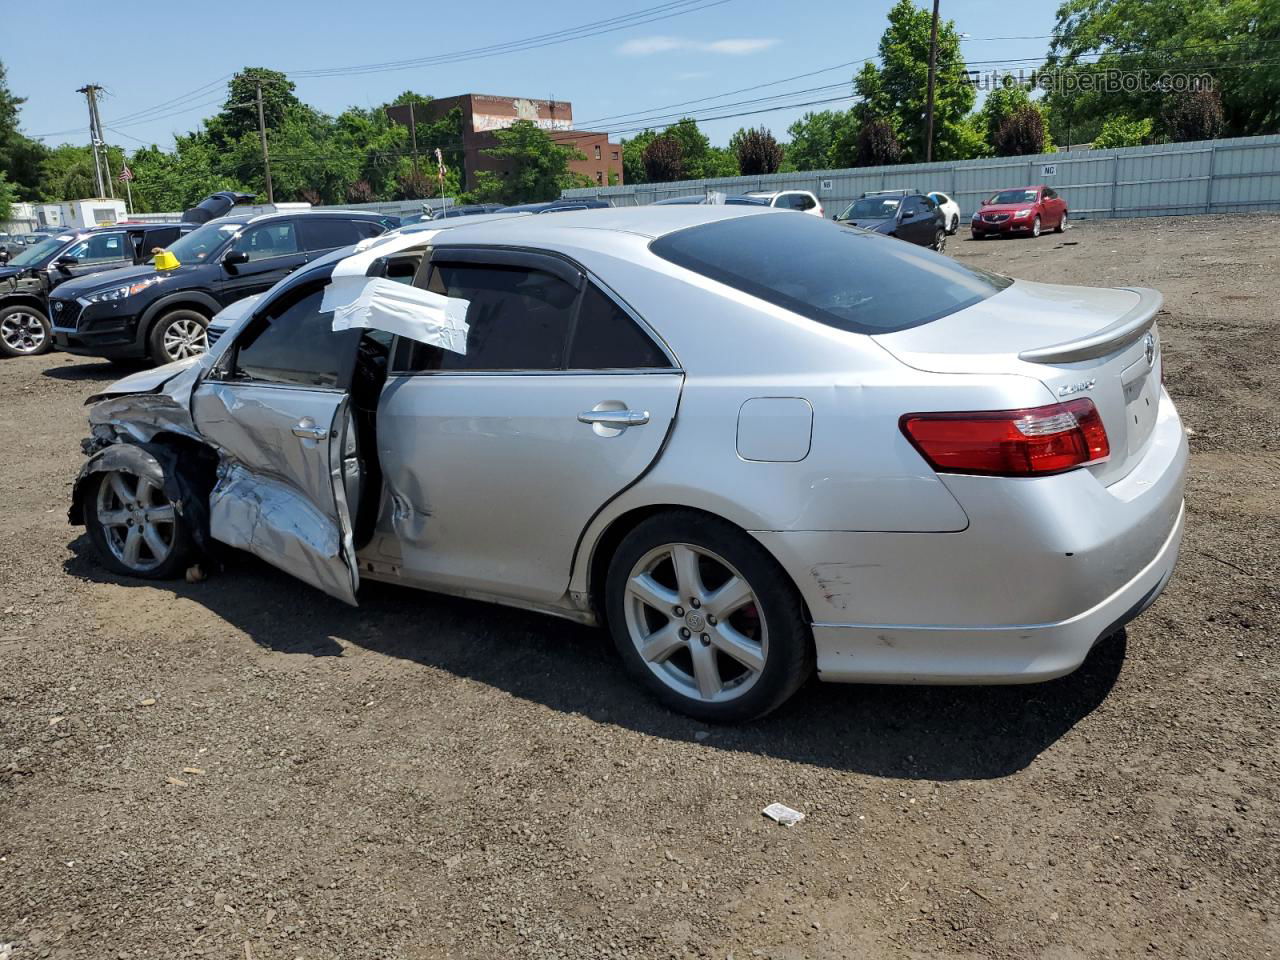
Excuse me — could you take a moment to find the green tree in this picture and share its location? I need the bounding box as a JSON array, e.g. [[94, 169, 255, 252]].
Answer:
[[464, 120, 589, 204], [978, 85, 1053, 154], [621, 129, 657, 184], [0, 171, 14, 222], [785, 110, 856, 170], [206, 67, 300, 148], [0, 60, 47, 201], [1093, 114, 1153, 148], [1044, 0, 1279, 141], [853, 0, 977, 161]]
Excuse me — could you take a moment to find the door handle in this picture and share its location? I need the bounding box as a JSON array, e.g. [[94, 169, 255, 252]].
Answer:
[[291, 418, 329, 440], [577, 409, 649, 427]]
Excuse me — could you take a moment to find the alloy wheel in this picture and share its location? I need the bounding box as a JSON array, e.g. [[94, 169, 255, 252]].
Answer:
[[94, 471, 177, 573], [622, 542, 768, 704], [161, 317, 208, 361], [0, 311, 47, 355], [1032, 216, 1041, 238]]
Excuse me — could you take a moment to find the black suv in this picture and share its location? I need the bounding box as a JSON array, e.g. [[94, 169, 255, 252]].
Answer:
[[0, 222, 191, 358], [50, 209, 397, 367], [834, 189, 948, 251]]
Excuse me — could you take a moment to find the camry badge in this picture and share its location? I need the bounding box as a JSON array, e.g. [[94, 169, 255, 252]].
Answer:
[[1057, 378, 1096, 397], [1144, 332, 1156, 367]]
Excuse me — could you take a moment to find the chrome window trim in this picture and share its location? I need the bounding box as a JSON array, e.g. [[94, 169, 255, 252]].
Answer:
[[393, 244, 680, 375]]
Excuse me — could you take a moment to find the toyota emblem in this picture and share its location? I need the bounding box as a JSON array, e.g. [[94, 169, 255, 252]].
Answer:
[[1144, 332, 1155, 367]]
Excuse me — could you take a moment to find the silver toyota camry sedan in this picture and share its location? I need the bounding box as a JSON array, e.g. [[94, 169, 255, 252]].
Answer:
[[70, 207, 1187, 722]]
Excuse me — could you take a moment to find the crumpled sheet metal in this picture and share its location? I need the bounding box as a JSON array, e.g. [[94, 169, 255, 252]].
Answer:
[[320, 274, 470, 354], [208, 461, 357, 605], [85, 356, 207, 443]]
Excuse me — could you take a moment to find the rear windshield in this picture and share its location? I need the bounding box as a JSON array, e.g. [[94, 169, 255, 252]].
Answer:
[[649, 213, 1012, 334]]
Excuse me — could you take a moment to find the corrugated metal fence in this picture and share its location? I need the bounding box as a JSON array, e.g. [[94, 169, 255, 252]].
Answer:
[[563, 134, 1280, 222]]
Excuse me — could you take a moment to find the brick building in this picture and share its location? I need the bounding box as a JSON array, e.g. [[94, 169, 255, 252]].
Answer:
[[387, 94, 624, 191]]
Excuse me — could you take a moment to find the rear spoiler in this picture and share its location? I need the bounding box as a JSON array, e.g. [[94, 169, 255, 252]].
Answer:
[[1018, 287, 1162, 364]]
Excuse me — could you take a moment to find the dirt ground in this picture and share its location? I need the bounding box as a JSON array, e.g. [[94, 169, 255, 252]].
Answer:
[[1, 215, 1277, 960]]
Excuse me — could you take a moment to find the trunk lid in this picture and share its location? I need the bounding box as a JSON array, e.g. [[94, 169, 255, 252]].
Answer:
[[874, 279, 1164, 485]]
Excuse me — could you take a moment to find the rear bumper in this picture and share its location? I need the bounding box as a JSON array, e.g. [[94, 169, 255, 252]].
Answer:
[[753, 389, 1189, 684], [808, 501, 1182, 683]]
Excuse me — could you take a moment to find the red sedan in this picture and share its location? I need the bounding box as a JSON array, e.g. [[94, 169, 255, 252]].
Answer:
[[970, 185, 1068, 239]]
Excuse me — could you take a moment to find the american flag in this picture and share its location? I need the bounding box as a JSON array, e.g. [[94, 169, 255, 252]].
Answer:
[[118, 165, 134, 183]]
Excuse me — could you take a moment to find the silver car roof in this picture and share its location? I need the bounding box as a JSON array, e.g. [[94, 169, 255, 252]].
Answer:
[[421, 204, 778, 247]]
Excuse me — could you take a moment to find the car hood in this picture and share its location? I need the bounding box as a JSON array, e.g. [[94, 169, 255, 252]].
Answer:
[[839, 217, 895, 232], [52, 263, 182, 298], [977, 203, 1036, 215]]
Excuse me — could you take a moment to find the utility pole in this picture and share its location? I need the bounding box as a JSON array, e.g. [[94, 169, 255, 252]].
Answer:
[[77, 84, 107, 197], [924, 0, 940, 163], [255, 82, 275, 204], [408, 102, 420, 180]]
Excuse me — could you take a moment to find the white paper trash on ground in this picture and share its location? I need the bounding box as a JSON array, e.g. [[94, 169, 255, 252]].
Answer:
[[321, 275, 470, 354], [762, 802, 805, 826]]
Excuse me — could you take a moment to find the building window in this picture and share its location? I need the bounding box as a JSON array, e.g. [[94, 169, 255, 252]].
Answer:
[[595, 171, 604, 184], [594, 145, 601, 159], [612, 151, 619, 160]]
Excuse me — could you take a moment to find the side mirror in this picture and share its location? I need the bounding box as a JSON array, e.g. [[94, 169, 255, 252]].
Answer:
[[222, 249, 249, 268], [53, 256, 79, 270]]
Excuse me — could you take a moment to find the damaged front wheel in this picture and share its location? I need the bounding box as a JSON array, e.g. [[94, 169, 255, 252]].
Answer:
[[85, 469, 194, 579]]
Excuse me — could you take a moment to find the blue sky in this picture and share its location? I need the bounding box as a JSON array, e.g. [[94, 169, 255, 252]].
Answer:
[[5, 0, 1063, 150]]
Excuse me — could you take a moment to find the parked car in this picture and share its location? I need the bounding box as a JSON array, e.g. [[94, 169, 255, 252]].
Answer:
[[835, 192, 948, 250], [744, 190, 824, 217], [498, 199, 613, 214], [49, 209, 394, 367], [652, 195, 769, 206], [0, 221, 193, 358], [971, 185, 1068, 239], [928, 191, 962, 234], [71, 206, 1185, 722]]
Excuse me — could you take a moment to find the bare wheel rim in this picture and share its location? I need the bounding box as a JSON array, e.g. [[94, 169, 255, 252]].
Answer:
[[623, 542, 768, 704], [95, 471, 177, 572], [161, 317, 207, 360], [1, 311, 47, 354]]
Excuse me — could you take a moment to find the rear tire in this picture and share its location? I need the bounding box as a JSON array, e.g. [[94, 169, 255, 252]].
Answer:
[[948, 214, 959, 234], [84, 469, 194, 580], [147, 309, 209, 366], [605, 511, 813, 722], [933, 229, 946, 252], [1055, 211, 1069, 233], [0, 305, 52, 358]]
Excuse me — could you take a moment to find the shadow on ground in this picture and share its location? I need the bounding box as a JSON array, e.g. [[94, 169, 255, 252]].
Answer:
[[40, 359, 132, 383], [64, 537, 1124, 781]]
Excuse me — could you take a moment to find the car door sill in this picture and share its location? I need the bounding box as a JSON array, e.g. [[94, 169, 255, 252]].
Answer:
[[359, 563, 600, 626]]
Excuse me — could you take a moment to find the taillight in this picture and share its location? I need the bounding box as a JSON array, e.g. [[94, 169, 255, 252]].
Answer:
[[900, 399, 1109, 477]]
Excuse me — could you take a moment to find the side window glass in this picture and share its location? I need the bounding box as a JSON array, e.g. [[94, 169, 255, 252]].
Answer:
[[232, 222, 298, 261], [902, 198, 923, 217], [569, 283, 670, 370], [395, 262, 576, 372], [68, 232, 127, 263], [797, 195, 815, 211], [297, 218, 364, 252], [232, 284, 358, 387]]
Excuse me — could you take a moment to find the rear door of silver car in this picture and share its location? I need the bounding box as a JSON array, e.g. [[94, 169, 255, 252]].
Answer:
[[376, 247, 683, 604]]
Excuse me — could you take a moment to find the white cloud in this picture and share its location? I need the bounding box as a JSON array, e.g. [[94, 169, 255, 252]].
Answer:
[[618, 36, 779, 56]]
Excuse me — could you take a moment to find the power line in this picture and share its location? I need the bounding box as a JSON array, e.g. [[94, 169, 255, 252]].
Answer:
[[289, 0, 732, 77]]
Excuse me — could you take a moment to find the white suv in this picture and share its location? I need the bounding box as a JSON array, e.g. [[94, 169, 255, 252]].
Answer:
[[745, 190, 825, 218]]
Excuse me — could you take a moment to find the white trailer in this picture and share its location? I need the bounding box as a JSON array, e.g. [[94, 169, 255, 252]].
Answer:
[[58, 198, 128, 230]]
